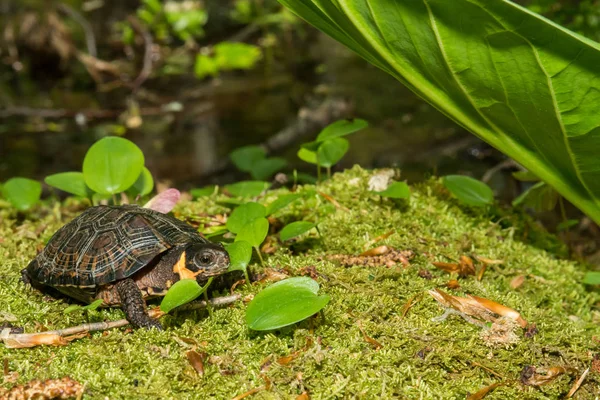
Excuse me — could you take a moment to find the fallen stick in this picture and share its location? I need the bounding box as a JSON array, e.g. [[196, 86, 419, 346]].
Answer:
[[1, 294, 241, 349]]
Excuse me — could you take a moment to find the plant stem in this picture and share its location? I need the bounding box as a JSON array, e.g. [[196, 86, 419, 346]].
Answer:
[[327, 166, 331, 179], [317, 166, 321, 183], [558, 196, 571, 245], [254, 246, 265, 266], [243, 268, 251, 285]]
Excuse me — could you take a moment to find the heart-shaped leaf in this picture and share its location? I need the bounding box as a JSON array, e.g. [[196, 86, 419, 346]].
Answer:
[[246, 277, 330, 331], [583, 272, 600, 285], [250, 158, 288, 180], [45, 172, 92, 198], [297, 148, 318, 165], [442, 175, 494, 207], [235, 217, 269, 248], [2, 177, 42, 211], [317, 137, 349, 168], [373, 181, 410, 199], [512, 181, 558, 212], [224, 181, 269, 197], [129, 167, 154, 197], [160, 278, 213, 313], [226, 202, 266, 234], [190, 186, 218, 198], [82, 137, 144, 195], [280, 221, 316, 241], [316, 118, 368, 141], [225, 240, 253, 272]]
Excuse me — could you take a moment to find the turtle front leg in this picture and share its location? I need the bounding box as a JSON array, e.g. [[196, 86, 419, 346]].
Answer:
[[116, 278, 162, 330]]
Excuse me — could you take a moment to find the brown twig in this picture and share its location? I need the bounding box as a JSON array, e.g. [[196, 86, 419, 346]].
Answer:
[[127, 16, 154, 92], [57, 3, 97, 57], [0, 106, 181, 120], [1, 294, 240, 348]]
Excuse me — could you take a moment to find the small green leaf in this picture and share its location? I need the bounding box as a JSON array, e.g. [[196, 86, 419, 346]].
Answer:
[[442, 175, 494, 207], [316, 118, 368, 141], [374, 181, 410, 199], [224, 181, 269, 197], [230, 145, 266, 172], [250, 158, 287, 180], [64, 299, 104, 314], [194, 54, 219, 79], [191, 186, 218, 198], [297, 148, 317, 165], [214, 42, 262, 70], [201, 226, 229, 237], [226, 202, 266, 234], [2, 177, 42, 210], [583, 272, 600, 285], [512, 182, 558, 212], [246, 277, 330, 331], [317, 137, 349, 168], [82, 137, 145, 195], [160, 278, 213, 313], [280, 221, 316, 241], [557, 219, 579, 231], [266, 193, 302, 216], [225, 240, 253, 272], [130, 167, 154, 197], [512, 170, 540, 182], [235, 217, 269, 248], [45, 172, 91, 198]]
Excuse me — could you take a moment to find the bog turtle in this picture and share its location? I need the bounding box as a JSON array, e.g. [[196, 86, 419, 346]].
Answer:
[[22, 205, 230, 329]]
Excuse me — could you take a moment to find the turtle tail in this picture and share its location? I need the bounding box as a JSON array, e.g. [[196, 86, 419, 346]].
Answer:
[[20, 262, 33, 285]]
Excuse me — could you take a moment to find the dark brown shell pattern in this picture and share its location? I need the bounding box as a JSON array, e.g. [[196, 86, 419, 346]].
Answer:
[[27, 205, 206, 288]]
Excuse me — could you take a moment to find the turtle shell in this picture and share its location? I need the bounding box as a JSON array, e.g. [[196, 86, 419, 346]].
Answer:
[[26, 205, 206, 288]]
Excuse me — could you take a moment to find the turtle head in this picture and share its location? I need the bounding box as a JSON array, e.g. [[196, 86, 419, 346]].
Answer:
[[181, 242, 230, 281]]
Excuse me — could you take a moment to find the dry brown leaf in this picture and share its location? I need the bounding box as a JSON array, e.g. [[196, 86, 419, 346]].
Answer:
[[231, 386, 265, 400], [431, 262, 460, 274], [317, 191, 348, 211], [257, 268, 289, 283], [510, 276, 526, 290], [460, 256, 476, 276], [401, 294, 421, 319], [277, 353, 298, 366], [259, 356, 273, 373], [446, 280, 461, 290], [367, 230, 395, 247], [328, 249, 414, 268], [359, 246, 390, 257], [1, 330, 87, 348], [566, 368, 589, 398], [475, 256, 504, 265], [0, 376, 83, 399], [296, 392, 310, 400], [186, 350, 206, 376], [356, 321, 383, 350], [520, 365, 574, 386], [468, 295, 528, 328], [466, 382, 504, 400]]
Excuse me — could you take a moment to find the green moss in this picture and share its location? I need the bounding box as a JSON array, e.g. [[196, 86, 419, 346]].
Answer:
[[1, 166, 599, 399]]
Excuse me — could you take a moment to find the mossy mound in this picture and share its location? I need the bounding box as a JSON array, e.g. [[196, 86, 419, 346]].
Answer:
[[1, 166, 599, 399]]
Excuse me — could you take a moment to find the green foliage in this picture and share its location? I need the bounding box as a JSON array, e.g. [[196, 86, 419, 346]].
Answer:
[[235, 217, 269, 248], [265, 193, 302, 215], [280, 221, 316, 241], [129, 167, 154, 197], [136, 0, 207, 42], [225, 240, 253, 283], [224, 181, 269, 197], [63, 299, 104, 314], [278, 0, 600, 225], [230, 145, 287, 180], [191, 186, 218, 198], [583, 271, 600, 285], [82, 137, 145, 195], [160, 278, 213, 314], [246, 277, 330, 331], [316, 118, 369, 141], [512, 181, 559, 212], [195, 42, 262, 79], [45, 172, 91, 198], [1, 177, 42, 210], [442, 175, 494, 207], [226, 202, 267, 234], [373, 181, 410, 199], [316, 138, 349, 168]]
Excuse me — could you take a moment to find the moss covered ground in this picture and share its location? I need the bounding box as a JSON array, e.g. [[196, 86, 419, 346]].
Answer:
[[1, 166, 599, 399]]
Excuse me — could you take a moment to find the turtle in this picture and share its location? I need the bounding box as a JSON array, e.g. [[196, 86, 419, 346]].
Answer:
[[22, 205, 230, 330]]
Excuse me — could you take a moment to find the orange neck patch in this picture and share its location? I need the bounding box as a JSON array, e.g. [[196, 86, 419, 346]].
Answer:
[[173, 252, 204, 280]]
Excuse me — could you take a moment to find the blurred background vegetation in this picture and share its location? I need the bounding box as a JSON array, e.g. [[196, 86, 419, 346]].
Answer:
[[1, 0, 600, 204]]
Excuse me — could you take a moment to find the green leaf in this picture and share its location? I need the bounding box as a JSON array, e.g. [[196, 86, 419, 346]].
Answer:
[[226, 202, 267, 234], [266, 193, 302, 216], [129, 167, 154, 197], [64, 299, 104, 314], [2, 177, 42, 210], [230, 145, 266, 172], [277, 0, 600, 225], [316, 118, 368, 141], [214, 42, 262, 70], [160, 278, 213, 313], [82, 137, 144, 195], [194, 54, 219, 79], [512, 181, 559, 212], [235, 217, 269, 248], [582, 272, 600, 285], [297, 148, 318, 165], [317, 137, 349, 168], [224, 181, 269, 197], [280, 221, 316, 241], [45, 172, 91, 198], [250, 158, 288, 180], [512, 171, 540, 182], [191, 186, 218, 198], [443, 175, 494, 207], [374, 181, 410, 199], [225, 240, 253, 272], [557, 219, 579, 231], [246, 277, 330, 331]]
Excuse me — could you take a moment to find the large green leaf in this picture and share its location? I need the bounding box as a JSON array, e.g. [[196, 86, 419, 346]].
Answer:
[[278, 0, 600, 224]]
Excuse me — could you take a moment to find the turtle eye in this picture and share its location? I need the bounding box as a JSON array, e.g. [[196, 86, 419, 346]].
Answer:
[[198, 253, 213, 265]]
